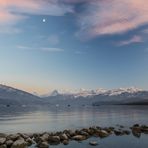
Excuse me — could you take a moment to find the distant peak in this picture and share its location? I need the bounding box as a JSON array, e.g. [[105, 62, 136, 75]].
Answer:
[[50, 90, 59, 96]]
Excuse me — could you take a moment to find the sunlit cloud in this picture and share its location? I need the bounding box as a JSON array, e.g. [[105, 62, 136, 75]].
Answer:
[[117, 35, 144, 46], [76, 0, 148, 39], [1, 0, 148, 38]]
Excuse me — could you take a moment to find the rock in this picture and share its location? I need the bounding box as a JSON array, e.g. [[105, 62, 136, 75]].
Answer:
[[86, 129, 94, 135], [5, 140, 13, 146], [132, 130, 141, 138], [103, 128, 113, 134], [133, 124, 140, 127], [79, 131, 89, 137], [132, 127, 141, 138], [49, 136, 60, 144], [96, 130, 110, 138], [27, 133, 34, 138], [60, 134, 68, 141], [55, 131, 62, 136], [0, 134, 7, 138], [89, 141, 98, 146], [7, 134, 20, 141], [114, 130, 123, 136], [0, 144, 7, 148], [20, 134, 29, 140], [0, 138, 6, 145], [11, 139, 27, 148], [62, 140, 69, 145], [109, 127, 115, 130], [63, 130, 75, 137], [141, 125, 148, 134], [37, 141, 49, 148], [26, 137, 33, 146], [33, 133, 40, 139], [123, 130, 130, 135], [39, 134, 49, 142], [72, 135, 86, 141]]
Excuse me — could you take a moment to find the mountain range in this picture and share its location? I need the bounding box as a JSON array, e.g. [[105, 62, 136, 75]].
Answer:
[[43, 87, 148, 106], [0, 84, 148, 106], [0, 84, 43, 105]]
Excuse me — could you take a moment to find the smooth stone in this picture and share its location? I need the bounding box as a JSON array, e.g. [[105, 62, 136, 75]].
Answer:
[[40, 134, 49, 142], [63, 130, 75, 137], [79, 131, 89, 137], [62, 140, 69, 145], [26, 137, 33, 146], [132, 127, 141, 137], [0, 144, 7, 148], [37, 141, 49, 148], [49, 136, 60, 143], [11, 139, 27, 148], [0, 134, 7, 138], [132, 130, 141, 138], [8, 134, 20, 141], [0, 138, 6, 145], [60, 134, 68, 140], [114, 130, 124, 136], [89, 141, 98, 146], [72, 135, 86, 141], [5, 140, 13, 146], [20, 134, 29, 140], [96, 130, 110, 138], [132, 127, 141, 138], [123, 130, 131, 135], [141, 125, 148, 134]]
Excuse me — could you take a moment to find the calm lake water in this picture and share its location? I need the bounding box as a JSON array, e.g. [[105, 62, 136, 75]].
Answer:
[[0, 105, 148, 147]]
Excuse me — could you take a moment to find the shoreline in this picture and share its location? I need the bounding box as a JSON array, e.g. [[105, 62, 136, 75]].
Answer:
[[0, 124, 147, 148]]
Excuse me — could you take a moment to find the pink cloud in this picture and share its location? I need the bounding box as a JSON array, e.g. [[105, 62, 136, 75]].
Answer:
[[0, 10, 26, 25], [77, 0, 148, 39], [117, 35, 143, 46]]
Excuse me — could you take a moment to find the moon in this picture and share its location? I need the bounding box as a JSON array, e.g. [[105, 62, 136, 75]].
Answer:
[[43, 19, 46, 23]]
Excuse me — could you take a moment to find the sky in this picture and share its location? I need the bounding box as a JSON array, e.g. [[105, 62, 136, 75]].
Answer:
[[0, 0, 148, 94]]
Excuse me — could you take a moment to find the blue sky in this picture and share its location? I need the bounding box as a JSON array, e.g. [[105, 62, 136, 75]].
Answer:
[[0, 0, 148, 94]]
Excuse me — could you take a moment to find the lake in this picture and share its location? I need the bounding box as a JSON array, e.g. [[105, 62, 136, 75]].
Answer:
[[0, 105, 148, 147]]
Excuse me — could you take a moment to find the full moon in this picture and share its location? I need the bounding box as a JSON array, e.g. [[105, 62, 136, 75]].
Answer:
[[43, 19, 46, 23]]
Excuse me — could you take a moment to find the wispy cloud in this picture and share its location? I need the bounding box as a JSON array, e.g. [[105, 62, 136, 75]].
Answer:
[[117, 35, 143, 46], [76, 0, 148, 39], [17, 45, 64, 52], [41, 47, 64, 52]]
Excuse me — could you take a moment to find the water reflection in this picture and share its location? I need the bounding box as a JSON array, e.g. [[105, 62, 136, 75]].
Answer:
[[0, 105, 148, 133]]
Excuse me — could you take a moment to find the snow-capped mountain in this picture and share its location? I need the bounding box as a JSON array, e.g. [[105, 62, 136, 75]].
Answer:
[[50, 90, 60, 96], [102, 87, 143, 96], [0, 84, 43, 105], [0, 84, 148, 106], [44, 87, 143, 97], [43, 87, 148, 106]]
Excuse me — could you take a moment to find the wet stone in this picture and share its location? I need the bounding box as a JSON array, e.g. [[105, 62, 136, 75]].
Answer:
[[89, 141, 98, 146]]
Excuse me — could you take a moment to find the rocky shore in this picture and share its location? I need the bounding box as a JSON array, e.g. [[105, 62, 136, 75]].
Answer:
[[0, 124, 147, 148]]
